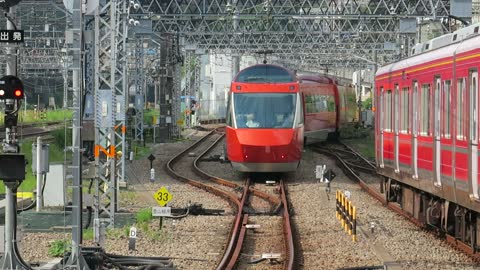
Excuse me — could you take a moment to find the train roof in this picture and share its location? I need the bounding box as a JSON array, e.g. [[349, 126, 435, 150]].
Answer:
[[299, 74, 352, 87], [233, 64, 297, 83], [377, 22, 480, 77]]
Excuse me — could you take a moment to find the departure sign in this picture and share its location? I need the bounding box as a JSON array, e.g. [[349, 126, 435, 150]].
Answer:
[[0, 30, 24, 43], [153, 186, 172, 207], [0, 0, 22, 10]]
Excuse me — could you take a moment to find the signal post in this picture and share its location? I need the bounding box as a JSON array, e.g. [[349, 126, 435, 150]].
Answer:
[[0, 1, 30, 268], [0, 75, 30, 269]]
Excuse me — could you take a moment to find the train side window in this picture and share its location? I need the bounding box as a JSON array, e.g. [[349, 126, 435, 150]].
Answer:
[[443, 81, 451, 138], [412, 82, 418, 135], [327, 95, 336, 112], [305, 94, 315, 113], [457, 78, 466, 140], [226, 93, 232, 126], [297, 93, 304, 125], [420, 84, 431, 136], [470, 70, 478, 142], [385, 90, 392, 132], [400, 87, 409, 134]]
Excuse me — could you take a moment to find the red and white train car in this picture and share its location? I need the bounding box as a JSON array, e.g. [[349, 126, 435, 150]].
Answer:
[[225, 64, 304, 172], [225, 64, 358, 173], [375, 22, 480, 247]]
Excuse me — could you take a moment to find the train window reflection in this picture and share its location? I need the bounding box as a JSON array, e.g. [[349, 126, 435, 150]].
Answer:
[[385, 90, 392, 132], [420, 84, 431, 136], [305, 94, 335, 113], [235, 65, 295, 83], [443, 81, 451, 138], [233, 93, 296, 128], [400, 87, 409, 134], [457, 78, 466, 140]]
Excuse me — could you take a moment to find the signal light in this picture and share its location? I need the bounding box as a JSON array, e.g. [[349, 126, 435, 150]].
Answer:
[[0, 75, 24, 100]]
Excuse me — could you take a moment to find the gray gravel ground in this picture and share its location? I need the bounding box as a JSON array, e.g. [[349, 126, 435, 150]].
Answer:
[[18, 129, 480, 270]]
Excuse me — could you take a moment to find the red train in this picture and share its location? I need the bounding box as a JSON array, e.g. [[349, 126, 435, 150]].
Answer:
[[375, 22, 480, 248], [225, 64, 357, 172], [299, 74, 358, 143]]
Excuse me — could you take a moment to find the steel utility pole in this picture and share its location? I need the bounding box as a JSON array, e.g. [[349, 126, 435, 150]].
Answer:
[[64, 0, 90, 268]]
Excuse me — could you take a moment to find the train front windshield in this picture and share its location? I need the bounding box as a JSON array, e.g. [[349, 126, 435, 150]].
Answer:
[[233, 93, 297, 128]]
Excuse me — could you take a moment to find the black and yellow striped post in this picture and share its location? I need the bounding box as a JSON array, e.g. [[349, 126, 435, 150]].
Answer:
[[335, 190, 357, 242], [336, 190, 341, 220], [352, 205, 357, 242]]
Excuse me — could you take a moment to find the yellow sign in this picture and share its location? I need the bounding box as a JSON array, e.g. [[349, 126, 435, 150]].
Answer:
[[153, 186, 172, 206], [176, 119, 184, 125]]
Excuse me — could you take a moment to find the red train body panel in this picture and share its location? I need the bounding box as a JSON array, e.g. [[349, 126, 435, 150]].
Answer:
[[299, 75, 357, 142], [225, 64, 357, 172], [375, 22, 480, 213]]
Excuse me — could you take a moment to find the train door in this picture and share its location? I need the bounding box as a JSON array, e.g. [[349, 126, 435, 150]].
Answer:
[[469, 70, 479, 199], [394, 84, 400, 172], [434, 77, 442, 186], [412, 82, 419, 178], [379, 87, 384, 168]]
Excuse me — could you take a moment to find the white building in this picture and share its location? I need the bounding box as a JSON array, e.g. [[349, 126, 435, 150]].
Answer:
[[198, 54, 233, 120]]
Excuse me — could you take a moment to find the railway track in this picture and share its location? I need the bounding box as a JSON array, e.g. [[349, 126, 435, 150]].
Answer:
[[165, 128, 295, 269], [313, 140, 480, 262], [0, 121, 68, 139]]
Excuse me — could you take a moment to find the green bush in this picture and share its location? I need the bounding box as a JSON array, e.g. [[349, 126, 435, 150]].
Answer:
[[83, 229, 94, 241], [50, 127, 72, 150], [362, 97, 373, 110], [48, 240, 70, 257], [105, 225, 130, 238], [136, 208, 153, 223]]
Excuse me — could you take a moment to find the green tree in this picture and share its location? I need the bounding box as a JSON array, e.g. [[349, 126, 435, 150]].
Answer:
[[362, 97, 372, 110]]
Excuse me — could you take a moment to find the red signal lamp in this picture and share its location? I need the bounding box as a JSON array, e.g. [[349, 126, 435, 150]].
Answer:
[[0, 75, 24, 100], [14, 89, 22, 97]]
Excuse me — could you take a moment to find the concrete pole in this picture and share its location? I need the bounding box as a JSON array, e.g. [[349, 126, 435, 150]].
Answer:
[[232, 12, 240, 78], [36, 136, 43, 212], [154, 82, 158, 107]]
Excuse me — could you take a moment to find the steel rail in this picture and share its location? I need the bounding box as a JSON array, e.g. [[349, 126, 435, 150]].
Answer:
[[165, 128, 242, 208], [314, 141, 480, 259], [188, 132, 284, 269], [166, 128, 293, 269], [340, 143, 377, 169], [192, 134, 281, 206], [280, 180, 295, 270], [164, 128, 265, 270], [313, 144, 422, 225], [224, 179, 251, 270], [165, 128, 245, 270]]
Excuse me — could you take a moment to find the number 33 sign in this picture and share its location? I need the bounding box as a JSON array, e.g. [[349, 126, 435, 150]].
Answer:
[[153, 186, 172, 206]]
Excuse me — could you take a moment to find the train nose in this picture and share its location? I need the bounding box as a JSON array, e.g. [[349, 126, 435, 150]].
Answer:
[[242, 145, 292, 162]]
